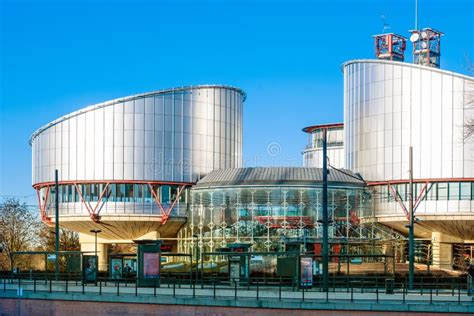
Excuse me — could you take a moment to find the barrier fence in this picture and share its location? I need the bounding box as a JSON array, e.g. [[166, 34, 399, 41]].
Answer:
[[1, 272, 473, 305]]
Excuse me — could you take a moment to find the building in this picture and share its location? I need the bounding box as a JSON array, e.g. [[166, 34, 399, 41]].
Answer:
[[30, 85, 245, 270], [300, 29, 474, 270], [302, 123, 344, 168], [177, 167, 371, 257], [30, 27, 474, 273], [343, 58, 474, 269]]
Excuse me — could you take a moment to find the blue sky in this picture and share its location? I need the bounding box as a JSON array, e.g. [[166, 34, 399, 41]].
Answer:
[[0, 0, 473, 205]]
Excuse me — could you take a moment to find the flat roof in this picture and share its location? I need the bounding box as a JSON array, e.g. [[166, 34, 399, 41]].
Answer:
[[302, 122, 344, 133]]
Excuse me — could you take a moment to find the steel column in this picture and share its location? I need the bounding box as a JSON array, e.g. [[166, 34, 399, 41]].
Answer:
[[55, 169, 59, 281], [408, 146, 415, 290], [322, 128, 329, 292]]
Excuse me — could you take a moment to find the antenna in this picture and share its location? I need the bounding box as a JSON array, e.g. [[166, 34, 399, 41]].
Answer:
[[409, 28, 444, 68], [380, 14, 391, 33], [415, 0, 418, 31]]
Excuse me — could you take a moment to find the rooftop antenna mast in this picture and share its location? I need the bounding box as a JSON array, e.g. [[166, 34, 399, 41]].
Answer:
[[373, 15, 406, 62], [381, 14, 391, 33], [415, 0, 418, 31]]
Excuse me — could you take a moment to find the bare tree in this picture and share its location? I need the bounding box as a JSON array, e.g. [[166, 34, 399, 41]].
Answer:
[[37, 226, 80, 252], [0, 198, 42, 270]]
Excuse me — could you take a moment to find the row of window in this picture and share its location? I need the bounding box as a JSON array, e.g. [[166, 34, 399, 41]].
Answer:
[[46, 183, 188, 205], [376, 182, 474, 202]]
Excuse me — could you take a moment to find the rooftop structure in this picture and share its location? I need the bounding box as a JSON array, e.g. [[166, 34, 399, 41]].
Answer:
[[409, 28, 444, 68], [373, 33, 407, 62], [302, 123, 344, 169]]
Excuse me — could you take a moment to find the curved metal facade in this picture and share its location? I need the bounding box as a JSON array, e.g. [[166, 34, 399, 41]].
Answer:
[[31, 85, 244, 185], [343, 60, 474, 182], [29, 85, 245, 239], [302, 124, 344, 169], [344, 60, 474, 239]]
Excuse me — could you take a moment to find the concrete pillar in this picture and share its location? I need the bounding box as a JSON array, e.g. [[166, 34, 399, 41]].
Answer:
[[79, 233, 108, 272], [431, 232, 457, 270]]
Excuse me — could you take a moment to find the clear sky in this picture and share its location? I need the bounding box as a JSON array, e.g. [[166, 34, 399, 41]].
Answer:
[[0, 0, 473, 206]]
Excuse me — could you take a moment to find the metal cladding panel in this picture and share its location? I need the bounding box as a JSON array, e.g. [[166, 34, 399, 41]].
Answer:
[[303, 126, 345, 169], [303, 147, 344, 169], [343, 60, 474, 182], [30, 85, 245, 185]]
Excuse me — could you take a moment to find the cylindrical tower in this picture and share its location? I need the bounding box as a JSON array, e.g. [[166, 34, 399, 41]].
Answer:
[[302, 123, 344, 168], [344, 60, 473, 181], [344, 59, 474, 269], [30, 85, 245, 244]]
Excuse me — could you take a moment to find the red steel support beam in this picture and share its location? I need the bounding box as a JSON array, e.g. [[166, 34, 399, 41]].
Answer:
[[413, 181, 432, 212], [74, 183, 94, 218], [147, 183, 187, 225], [36, 186, 51, 223], [367, 177, 474, 186], [33, 180, 193, 225], [387, 183, 409, 219], [92, 183, 110, 219]]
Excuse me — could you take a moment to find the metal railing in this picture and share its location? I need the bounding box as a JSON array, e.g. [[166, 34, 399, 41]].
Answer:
[[1, 272, 472, 306]]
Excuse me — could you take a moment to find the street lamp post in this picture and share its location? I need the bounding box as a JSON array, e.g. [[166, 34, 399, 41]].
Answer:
[[193, 234, 198, 286], [54, 169, 60, 281], [408, 146, 415, 289], [90, 229, 102, 271], [322, 128, 329, 292]]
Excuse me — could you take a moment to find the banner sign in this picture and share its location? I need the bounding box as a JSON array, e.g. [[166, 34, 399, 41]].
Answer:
[[300, 257, 313, 287], [143, 252, 160, 278]]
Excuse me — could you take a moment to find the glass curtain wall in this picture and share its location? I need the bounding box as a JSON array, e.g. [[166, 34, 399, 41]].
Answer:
[[177, 185, 371, 254]]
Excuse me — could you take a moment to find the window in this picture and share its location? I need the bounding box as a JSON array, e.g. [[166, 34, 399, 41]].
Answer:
[[133, 184, 143, 203], [161, 185, 170, 203], [117, 184, 125, 202], [448, 182, 460, 200], [144, 185, 153, 203], [125, 184, 134, 202], [437, 183, 448, 200], [460, 182, 471, 200], [427, 183, 437, 201]]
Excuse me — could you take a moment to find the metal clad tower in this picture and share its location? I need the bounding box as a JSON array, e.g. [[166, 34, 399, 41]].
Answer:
[[30, 85, 245, 270], [302, 123, 344, 168], [343, 54, 474, 269]]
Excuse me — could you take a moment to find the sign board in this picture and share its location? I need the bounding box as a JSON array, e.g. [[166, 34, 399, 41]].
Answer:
[[300, 257, 313, 287], [143, 252, 160, 278], [82, 255, 98, 282], [160, 244, 173, 252], [67, 255, 81, 273], [137, 241, 162, 286], [312, 259, 322, 275], [229, 260, 240, 280], [277, 257, 297, 277], [111, 258, 123, 280], [47, 254, 56, 261]]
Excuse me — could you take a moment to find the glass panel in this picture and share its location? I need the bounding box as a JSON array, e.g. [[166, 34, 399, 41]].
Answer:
[[437, 183, 448, 200], [460, 182, 471, 200], [448, 182, 460, 200], [161, 185, 170, 203], [124, 184, 134, 202], [133, 184, 143, 203]]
